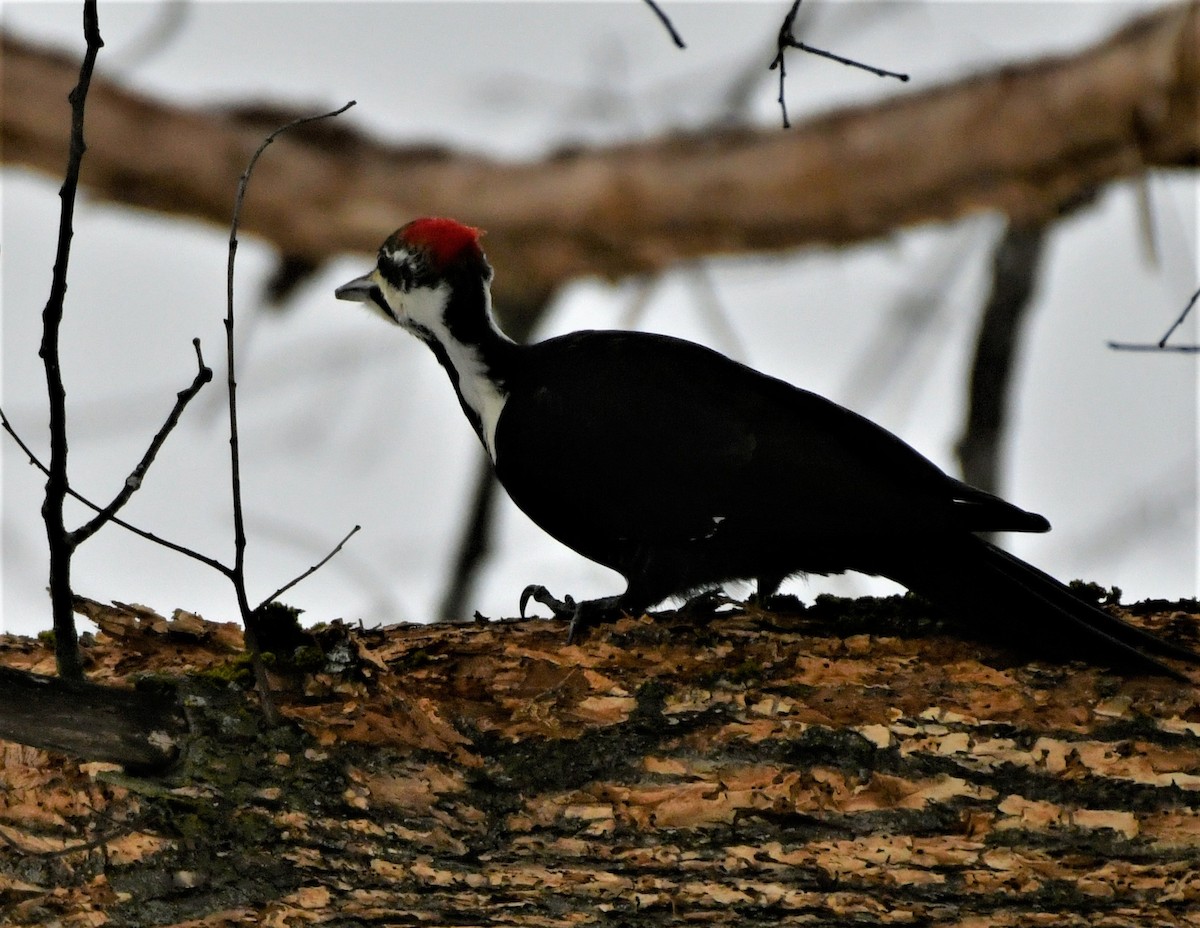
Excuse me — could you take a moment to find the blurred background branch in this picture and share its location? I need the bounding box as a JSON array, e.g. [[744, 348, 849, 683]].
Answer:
[[3, 2, 1196, 317]]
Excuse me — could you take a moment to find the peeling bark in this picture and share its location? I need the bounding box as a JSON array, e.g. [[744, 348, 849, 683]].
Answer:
[[0, 666, 183, 772], [2, 597, 1200, 925]]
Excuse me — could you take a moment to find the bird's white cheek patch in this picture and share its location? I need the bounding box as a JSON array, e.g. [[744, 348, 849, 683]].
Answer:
[[387, 279, 512, 460], [397, 281, 452, 330]]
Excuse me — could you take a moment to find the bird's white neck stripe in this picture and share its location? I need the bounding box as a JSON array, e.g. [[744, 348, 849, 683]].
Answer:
[[403, 283, 510, 462], [443, 340, 508, 461]]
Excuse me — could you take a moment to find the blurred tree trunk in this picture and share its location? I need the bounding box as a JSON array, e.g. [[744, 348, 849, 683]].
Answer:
[[956, 221, 1049, 507], [2, 599, 1200, 925], [2, 2, 1197, 315]]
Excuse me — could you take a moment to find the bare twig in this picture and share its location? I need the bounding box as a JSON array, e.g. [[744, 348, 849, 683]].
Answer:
[[224, 99, 355, 722], [0, 405, 232, 575], [18, 1, 215, 679], [13, 823, 139, 860], [1108, 286, 1200, 353], [7, 24, 361, 693], [768, 0, 908, 129], [256, 524, 361, 613], [1105, 343, 1200, 353], [642, 0, 685, 49], [38, 0, 105, 679], [1157, 286, 1200, 346], [225, 100, 357, 591], [72, 339, 212, 546]]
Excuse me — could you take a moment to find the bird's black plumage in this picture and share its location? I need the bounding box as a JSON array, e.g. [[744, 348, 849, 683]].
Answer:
[[493, 330, 1195, 675], [496, 330, 1034, 603], [337, 218, 1198, 678]]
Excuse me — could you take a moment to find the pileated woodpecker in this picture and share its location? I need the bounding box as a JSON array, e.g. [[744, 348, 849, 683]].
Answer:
[[336, 217, 1196, 676]]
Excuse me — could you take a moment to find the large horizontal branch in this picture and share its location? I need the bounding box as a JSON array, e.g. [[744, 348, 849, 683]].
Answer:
[[3, 3, 1197, 308], [2, 598, 1200, 923]]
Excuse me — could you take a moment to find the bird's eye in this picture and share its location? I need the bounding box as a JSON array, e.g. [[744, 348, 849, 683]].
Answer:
[[379, 256, 415, 292]]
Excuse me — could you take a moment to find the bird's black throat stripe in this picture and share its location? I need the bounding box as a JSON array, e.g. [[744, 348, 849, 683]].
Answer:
[[369, 287, 399, 323]]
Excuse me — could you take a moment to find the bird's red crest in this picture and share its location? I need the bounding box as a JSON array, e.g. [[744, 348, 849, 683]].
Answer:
[[392, 217, 484, 270]]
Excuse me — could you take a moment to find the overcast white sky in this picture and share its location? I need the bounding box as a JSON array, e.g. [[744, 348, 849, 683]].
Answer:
[[2, 1, 1197, 637]]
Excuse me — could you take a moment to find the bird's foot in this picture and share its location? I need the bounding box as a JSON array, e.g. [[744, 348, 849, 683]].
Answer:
[[520, 584, 577, 621], [680, 588, 740, 621], [519, 585, 622, 643]]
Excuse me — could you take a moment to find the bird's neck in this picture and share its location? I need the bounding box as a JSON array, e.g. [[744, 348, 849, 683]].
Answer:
[[419, 282, 518, 462]]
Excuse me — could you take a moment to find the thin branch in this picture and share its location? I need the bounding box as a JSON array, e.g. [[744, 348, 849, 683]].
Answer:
[[1158, 286, 1200, 346], [1108, 285, 1200, 352], [1106, 342, 1200, 353], [0, 405, 233, 576], [224, 100, 357, 599], [10, 823, 139, 860], [38, 0, 105, 679], [255, 524, 361, 613], [642, 0, 685, 49], [224, 100, 355, 724], [71, 339, 213, 547], [768, 0, 908, 129]]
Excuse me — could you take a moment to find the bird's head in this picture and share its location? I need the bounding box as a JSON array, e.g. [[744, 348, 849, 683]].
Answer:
[[335, 217, 492, 340]]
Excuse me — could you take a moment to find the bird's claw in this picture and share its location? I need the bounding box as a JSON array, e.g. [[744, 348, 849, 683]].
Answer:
[[567, 596, 623, 643], [519, 584, 577, 621], [680, 589, 739, 620], [519, 586, 621, 643]]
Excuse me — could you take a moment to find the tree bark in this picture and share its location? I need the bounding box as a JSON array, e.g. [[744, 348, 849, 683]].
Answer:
[[2, 597, 1200, 925], [2, 2, 1197, 311], [0, 666, 183, 771]]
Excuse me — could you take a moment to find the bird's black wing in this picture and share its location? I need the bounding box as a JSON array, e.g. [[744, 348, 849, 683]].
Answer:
[[494, 330, 1014, 571], [495, 332, 758, 558]]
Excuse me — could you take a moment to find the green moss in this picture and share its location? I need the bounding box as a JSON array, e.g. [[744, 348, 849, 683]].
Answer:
[[250, 601, 309, 654], [197, 653, 257, 686], [1068, 580, 1123, 607], [99, 677, 337, 925], [290, 644, 326, 672]]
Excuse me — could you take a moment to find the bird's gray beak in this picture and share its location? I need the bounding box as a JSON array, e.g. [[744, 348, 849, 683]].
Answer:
[[335, 272, 376, 303]]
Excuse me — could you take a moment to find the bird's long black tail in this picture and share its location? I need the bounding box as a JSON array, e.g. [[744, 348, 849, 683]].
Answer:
[[890, 536, 1199, 679]]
